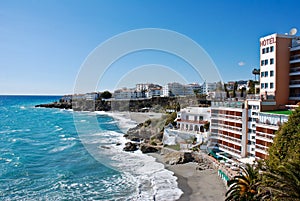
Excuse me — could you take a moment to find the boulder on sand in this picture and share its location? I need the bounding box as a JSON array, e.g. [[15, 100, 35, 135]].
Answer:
[[123, 142, 138, 152]]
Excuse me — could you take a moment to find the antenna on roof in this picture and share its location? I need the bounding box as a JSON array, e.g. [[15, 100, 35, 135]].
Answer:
[[289, 28, 297, 35]]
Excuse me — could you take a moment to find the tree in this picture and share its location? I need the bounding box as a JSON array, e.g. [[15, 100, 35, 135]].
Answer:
[[267, 108, 300, 167], [226, 164, 261, 201], [100, 91, 112, 99], [241, 87, 246, 98], [232, 81, 238, 98], [261, 108, 300, 200], [252, 68, 260, 81], [248, 80, 255, 94], [261, 161, 300, 201], [224, 83, 230, 98]]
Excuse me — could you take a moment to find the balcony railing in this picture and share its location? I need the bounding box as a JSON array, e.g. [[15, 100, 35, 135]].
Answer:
[[256, 131, 274, 141], [290, 80, 300, 85], [257, 112, 289, 127], [219, 144, 241, 155], [290, 54, 300, 61], [289, 93, 300, 100], [255, 144, 268, 153], [290, 67, 300, 73], [177, 119, 208, 124]]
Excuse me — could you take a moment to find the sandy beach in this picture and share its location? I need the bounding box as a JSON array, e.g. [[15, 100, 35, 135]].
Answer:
[[116, 111, 227, 200], [149, 153, 227, 201]]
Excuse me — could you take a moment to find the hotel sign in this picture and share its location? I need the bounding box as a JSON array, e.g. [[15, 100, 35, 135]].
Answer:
[[260, 37, 276, 47]]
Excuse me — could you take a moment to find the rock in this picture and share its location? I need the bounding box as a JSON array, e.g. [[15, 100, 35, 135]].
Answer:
[[123, 142, 138, 152], [131, 137, 141, 142], [100, 145, 110, 149], [116, 142, 121, 146], [164, 151, 194, 165], [140, 144, 160, 153]]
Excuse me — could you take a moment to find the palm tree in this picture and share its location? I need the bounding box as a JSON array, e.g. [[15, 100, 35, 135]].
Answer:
[[252, 68, 260, 81], [225, 164, 261, 201], [261, 161, 300, 201]]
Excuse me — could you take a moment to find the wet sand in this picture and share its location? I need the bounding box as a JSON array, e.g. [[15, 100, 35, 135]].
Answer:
[[148, 153, 227, 201]]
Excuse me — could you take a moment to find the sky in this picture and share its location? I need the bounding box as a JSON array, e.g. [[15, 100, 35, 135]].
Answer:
[[0, 0, 299, 95]]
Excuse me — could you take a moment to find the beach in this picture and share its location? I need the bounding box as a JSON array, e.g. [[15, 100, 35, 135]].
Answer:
[[118, 111, 227, 201], [149, 153, 227, 201]]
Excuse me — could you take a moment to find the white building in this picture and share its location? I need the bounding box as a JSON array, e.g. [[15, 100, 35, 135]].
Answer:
[[177, 107, 211, 132], [162, 82, 194, 97], [201, 81, 217, 95], [114, 88, 134, 99], [146, 87, 162, 98]]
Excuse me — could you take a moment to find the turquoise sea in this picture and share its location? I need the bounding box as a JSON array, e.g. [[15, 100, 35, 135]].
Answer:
[[0, 96, 182, 201]]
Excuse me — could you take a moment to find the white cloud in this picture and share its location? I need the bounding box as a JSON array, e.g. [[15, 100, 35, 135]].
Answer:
[[238, 61, 246, 66]]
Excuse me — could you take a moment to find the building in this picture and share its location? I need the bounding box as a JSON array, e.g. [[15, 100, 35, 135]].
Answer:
[[201, 81, 217, 95], [162, 82, 194, 97], [113, 88, 134, 99], [259, 33, 300, 108], [176, 107, 210, 132], [255, 111, 289, 159], [146, 87, 162, 98], [209, 101, 247, 159], [207, 31, 300, 162]]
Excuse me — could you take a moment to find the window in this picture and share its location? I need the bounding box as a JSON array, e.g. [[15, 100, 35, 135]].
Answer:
[[265, 59, 268, 65], [261, 60, 265, 66], [262, 48, 265, 54], [266, 47, 269, 53], [261, 83, 265, 88], [270, 70, 274, 77], [270, 82, 274, 89], [270, 46, 274, 52], [261, 71, 265, 77], [265, 71, 268, 77], [270, 58, 274, 64], [265, 83, 268, 88]]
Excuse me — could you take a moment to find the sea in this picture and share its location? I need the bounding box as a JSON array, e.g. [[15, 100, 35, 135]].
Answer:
[[0, 95, 182, 201]]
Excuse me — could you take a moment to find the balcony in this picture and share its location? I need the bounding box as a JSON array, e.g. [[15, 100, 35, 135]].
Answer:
[[290, 54, 300, 64], [255, 144, 268, 155], [289, 79, 300, 88], [290, 67, 300, 76], [255, 131, 274, 143], [211, 113, 242, 122], [177, 119, 208, 125], [256, 112, 289, 127], [289, 93, 300, 100]]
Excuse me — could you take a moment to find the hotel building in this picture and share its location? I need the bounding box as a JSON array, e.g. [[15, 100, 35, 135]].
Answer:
[[208, 31, 299, 162]]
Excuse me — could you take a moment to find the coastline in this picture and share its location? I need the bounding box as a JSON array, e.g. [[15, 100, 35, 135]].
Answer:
[[148, 152, 227, 201], [107, 111, 227, 201]]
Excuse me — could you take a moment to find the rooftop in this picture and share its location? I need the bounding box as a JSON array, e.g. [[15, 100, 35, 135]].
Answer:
[[265, 110, 293, 115]]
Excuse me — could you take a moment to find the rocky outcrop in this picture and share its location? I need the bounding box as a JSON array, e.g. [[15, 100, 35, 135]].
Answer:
[[164, 151, 194, 165], [35, 102, 72, 109], [123, 142, 138, 152], [140, 144, 161, 153]]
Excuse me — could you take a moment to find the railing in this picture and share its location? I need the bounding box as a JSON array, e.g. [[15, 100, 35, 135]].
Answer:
[[290, 80, 300, 85], [256, 131, 274, 141], [255, 144, 268, 153], [290, 67, 300, 73], [289, 93, 300, 99], [177, 119, 208, 124], [219, 144, 241, 155], [211, 113, 242, 121], [290, 54, 300, 61], [211, 101, 244, 108], [218, 134, 242, 144], [257, 113, 289, 126]]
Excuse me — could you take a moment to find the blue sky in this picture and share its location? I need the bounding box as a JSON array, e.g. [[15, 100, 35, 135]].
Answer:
[[0, 0, 299, 95]]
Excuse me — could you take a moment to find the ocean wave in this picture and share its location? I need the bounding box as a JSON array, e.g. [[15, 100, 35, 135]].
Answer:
[[87, 130, 183, 201], [49, 142, 76, 153]]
